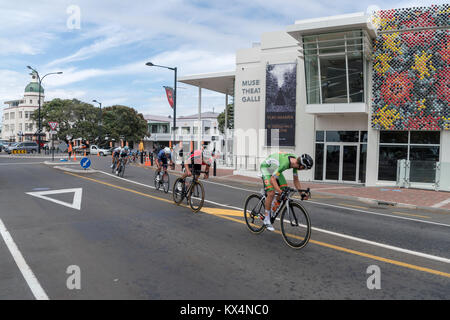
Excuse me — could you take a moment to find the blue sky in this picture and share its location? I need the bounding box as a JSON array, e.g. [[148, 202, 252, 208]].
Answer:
[[0, 0, 446, 119]]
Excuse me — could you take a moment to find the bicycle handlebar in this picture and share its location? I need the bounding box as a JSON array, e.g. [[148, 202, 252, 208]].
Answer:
[[281, 187, 311, 200]]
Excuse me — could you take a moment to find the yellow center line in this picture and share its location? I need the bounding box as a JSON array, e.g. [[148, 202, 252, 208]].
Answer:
[[337, 203, 369, 210], [392, 211, 430, 219], [65, 172, 450, 279]]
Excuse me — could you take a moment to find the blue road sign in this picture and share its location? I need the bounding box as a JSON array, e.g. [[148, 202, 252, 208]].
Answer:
[[80, 157, 91, 169]]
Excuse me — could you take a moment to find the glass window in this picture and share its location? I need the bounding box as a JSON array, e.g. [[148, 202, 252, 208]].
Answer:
[[410, 131, 440, 145], [347, 52, 364, 103], [359, 144, 367, 183], [315, 143, 324, 180], [378, 145, 408, 181], [151, 125, 158, 133], [360, 131, 368, 143], [303, 30, 367, 105], [305, 55, 320, 104], [380, 131, 408, 144], [326, 131, 359, 142], [316, 131, 324, 142], [409, 146, 440, 161], [320, 55, 347, 103]]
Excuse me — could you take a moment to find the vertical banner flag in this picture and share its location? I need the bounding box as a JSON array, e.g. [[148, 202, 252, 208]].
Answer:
[[164, 86, 174, 108], [265, 63, 297, 146]]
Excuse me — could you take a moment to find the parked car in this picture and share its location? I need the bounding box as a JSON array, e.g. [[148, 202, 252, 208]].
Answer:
[[89, 145, 111, 156], [0, 139, 9, 152], [7, 141, 38, 154], [3, 142, 18, 152]]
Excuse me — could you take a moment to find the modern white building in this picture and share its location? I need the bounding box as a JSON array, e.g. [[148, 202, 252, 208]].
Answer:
[[143, 112, 227, 154], [179, 5, 450, 189], [1, 71, 47, 143]]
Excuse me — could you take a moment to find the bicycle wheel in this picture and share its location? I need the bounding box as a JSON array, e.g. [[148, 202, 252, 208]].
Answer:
[[172, 178, 185, 204], [162, 172, 170, 193], [154, 171, 160, 190], [188, 180, 205, 212], [280, 202, 311, 249], [120, 163, 125, 177], [243, 194, 266, 234]]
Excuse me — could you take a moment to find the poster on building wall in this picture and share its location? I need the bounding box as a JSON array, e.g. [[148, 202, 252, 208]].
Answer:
[[265, 63, 297, 146]]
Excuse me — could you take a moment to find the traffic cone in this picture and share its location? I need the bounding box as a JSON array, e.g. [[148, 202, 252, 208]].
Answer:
[[73, 152, 77, 162]]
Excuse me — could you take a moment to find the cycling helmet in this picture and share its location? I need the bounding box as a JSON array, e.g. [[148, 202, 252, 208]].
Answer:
[[298, 154, 314, 170], [164, 147, 171, 154], [123, 146, 129, 151]]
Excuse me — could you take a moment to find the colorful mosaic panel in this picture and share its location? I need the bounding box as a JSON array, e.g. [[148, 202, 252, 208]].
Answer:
[[372, 5, 450, 131]]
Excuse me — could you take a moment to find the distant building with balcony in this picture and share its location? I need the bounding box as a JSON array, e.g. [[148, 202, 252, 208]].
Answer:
[[143, 112, 226, 154], [1, 71, 47, 143]]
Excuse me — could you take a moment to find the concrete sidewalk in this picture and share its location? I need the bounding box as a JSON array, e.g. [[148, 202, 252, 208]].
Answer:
[[219, 174, 450, 212]]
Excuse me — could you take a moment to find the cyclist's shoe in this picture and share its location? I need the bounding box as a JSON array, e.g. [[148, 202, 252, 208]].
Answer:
[[264, 219, 275, 232]]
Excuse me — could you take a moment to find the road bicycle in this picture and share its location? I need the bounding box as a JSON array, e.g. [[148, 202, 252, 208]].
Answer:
[[154, 164, 170, 193], [244, 186, 312, 249], [116, 157, 126, 178], [172, 170, 206, 212]]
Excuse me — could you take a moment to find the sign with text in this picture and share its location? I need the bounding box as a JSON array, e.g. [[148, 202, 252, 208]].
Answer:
[[265, 63, 297, 147], [241, 79, 261, 103]]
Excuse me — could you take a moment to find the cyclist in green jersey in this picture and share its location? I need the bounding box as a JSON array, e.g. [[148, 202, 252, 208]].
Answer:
[[260, 153, 314, 231]]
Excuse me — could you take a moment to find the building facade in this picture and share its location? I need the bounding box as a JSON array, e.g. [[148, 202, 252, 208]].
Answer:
[[143, 112, 226, 154], [179, 4, 450, 187], [1, 72, 47, 143]]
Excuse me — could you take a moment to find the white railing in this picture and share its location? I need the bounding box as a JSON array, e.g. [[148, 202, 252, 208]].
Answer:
[[397, 160, 450, 191]]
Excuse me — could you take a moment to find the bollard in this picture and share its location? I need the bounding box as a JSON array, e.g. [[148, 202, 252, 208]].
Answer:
[[213, 160, 217, 177]]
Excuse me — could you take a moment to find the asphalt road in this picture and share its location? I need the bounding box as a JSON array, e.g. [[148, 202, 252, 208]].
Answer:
[[0, 155, 449, 300]]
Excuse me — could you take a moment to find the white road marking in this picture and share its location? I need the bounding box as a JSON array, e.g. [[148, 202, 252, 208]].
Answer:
[[26, 188, 83, 210], [432, 198, 450, 208], [0, 218, 49, 300], [308, 200, 450, 228], [93, 169, 450, 263], [0, 162, 43, 165]]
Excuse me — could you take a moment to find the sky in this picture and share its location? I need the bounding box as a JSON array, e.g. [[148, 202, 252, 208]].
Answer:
[[0, 0, 446, 120]]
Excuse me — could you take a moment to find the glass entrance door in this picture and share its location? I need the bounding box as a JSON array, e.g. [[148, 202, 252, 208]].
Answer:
[[342, 145, 357, 181], [326, 145, 340, 180], [325, 143, 359, 182]]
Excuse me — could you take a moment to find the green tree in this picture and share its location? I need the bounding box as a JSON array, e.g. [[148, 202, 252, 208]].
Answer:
[[32, 99, 101, 142], [217, 104, 234, 134], [101, 105, 148, 144]]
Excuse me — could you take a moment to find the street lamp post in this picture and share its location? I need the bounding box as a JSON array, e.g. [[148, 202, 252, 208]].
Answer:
[[26, 66, 62, 154], [92, 99, 102, 145], [145, 62, 177, 146]]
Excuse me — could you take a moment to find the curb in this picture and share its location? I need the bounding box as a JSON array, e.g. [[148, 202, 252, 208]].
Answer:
[[129, 163, 450, 214], [53, 166, 98, 174]]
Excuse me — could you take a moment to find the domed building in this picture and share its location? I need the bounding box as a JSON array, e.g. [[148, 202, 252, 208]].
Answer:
[[1, 71, 47, 143]]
